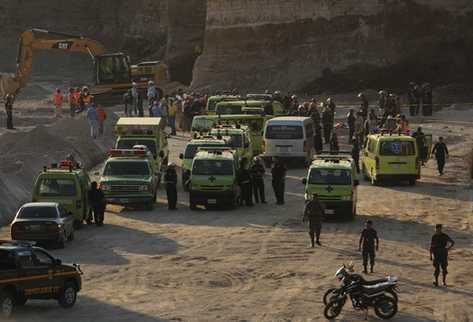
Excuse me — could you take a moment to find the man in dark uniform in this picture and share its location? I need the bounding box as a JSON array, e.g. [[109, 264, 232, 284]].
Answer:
[[165, 162, 178, 210], [302, 194, 325, 247], [414, 84, 423, 116], [358, 93, 369, 120], [430, 224, 455, 287], [238, 159, 253, 206], [358, 220, 379, 274], [351, 139, 360, 173], [314, 124, 323, 154], [347, 109, 356, 144], [432, 137, 449, 175], [271, 158, 287, 205], [422, 83, 433, 116], [322, 105, 332, 144], [412, 127, 427, 165], [250, 157, 266, 204], [4, 93, 14, 130], [88, 182, 106, 226]]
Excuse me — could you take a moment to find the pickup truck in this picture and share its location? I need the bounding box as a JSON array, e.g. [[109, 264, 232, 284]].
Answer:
[[0, 240, 82, 318]]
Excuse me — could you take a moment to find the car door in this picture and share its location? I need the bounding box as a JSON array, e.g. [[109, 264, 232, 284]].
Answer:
[[16, 250, 52, 299], [58, 205, 74, 238], [32, 249, 61, 297]]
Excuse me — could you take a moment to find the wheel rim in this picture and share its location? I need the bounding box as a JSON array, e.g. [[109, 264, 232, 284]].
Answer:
[[378, 300, 395, 316], [64, 287, 76, 304], [2, 297, 13, 316], [328, 301, 342, 317]]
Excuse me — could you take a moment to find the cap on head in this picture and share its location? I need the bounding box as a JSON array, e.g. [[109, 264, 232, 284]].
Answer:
[[168, 162, 176, 168], [148, 80, 154, 85]]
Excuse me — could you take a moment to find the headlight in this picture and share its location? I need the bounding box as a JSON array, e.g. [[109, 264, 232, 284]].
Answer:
[[101, 183, 111, 191], [139, 185, 150, 192], [341, 195, 352, 201]]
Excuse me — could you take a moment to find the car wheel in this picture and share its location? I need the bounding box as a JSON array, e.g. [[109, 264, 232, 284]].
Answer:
[[0, 290, 14, 318], [57, 232, 66, 249], [15, 295, 27, 306], [67, 230, 74, 241], [58, 282, 77, 308]]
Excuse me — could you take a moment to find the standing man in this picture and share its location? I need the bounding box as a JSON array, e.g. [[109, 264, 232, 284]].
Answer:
[[168, 97, 177, 136], [88, 182, 106, 226], [302, 194, 325, 247], [96, 104, 106, 136], [414, 84, 423, 116], [358, 220, 379, 274], [330, 131, 339, 154], [347, 109, 356, 144], [412, 127, 427, 165], [86, 104, 98, 139], [4, 93, 14, 130], [314, 124, 324, 154], [123, 90, 132, 116], [422, 83, 433, 116], [432, 137, 449, 175], [131, 82, 139, 116], [79, 86, 93, 113], [237, 159, 253, 207], [354, 112, 365, 148], [147, 80, 159, 115], [430, 224, 455, 287], [322, 104, 332, 144], [351, 139, 360, 173], [53, 88, 63, 118], [165, 162, 178, 210], [358, 92, 369, 120], [271, 158, 287, 205], [250, 157, 266, 204]]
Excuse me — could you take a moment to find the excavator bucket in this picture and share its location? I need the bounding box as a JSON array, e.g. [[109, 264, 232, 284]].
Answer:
[[0, 73, 20, 101]]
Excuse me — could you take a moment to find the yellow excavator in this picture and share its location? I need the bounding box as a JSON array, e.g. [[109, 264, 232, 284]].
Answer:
[[0, 28, 168, 103]]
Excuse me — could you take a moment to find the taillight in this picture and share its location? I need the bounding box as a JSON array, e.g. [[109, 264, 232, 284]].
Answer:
[[375, 156, 380, 170], [47, 223, 61, 231]]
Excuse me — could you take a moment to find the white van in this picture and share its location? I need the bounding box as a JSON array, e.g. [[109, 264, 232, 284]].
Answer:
[[262, 116, 314, 166]]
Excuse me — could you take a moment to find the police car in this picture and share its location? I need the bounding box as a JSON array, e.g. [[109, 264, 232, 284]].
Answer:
[[0, 240, 82, 318]]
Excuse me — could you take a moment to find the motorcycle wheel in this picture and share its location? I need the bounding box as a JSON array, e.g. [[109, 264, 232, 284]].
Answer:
[[324, 299, 344, 320], [323, 288, 339, 306], [374, 296, 398, 320]]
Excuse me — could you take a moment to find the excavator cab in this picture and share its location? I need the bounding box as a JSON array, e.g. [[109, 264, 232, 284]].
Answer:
[[95, 53, 131, 85]]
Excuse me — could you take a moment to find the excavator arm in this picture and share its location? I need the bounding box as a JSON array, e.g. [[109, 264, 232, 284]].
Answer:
[[1, 28, 105, 100]]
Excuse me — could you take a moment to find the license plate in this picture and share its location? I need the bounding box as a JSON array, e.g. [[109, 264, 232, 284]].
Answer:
[[391, 164, 400, 169], [278, 147, 290, 152], [325, 209, 335, 215], [29, 225, 41, 231], [207, 199, 217, 204]]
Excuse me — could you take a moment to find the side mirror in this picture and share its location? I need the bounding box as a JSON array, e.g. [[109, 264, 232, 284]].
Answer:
[[179, 153, 184, 160], [159, 151, 165, 158], [354, 180, 359, 186], [302, 178, 307, 185], [55, 259, 62, 266]]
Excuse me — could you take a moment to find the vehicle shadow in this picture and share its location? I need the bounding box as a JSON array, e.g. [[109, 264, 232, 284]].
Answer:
[[372, 179, 473, 202], [49, 223, 179, 266], [12, 294, 170, 322]]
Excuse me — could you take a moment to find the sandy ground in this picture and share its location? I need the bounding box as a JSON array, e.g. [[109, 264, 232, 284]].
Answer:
[[1, 104, 472, 322]]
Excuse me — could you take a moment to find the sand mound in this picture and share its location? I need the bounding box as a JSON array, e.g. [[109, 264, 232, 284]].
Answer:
[[0, 113, 117, 225]]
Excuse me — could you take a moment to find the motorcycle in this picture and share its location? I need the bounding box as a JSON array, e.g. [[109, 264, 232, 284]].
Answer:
[[324, 264, 399, 320], [323, 264, 399, 305]]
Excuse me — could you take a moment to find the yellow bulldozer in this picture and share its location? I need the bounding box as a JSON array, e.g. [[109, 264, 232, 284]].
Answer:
[[0, 28, 168, 103]]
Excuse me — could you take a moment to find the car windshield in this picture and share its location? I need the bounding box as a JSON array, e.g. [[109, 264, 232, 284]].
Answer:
[[117, 139, 157, 158], [216, 105, 242, 115], [18, 206, 57, 219], [104, 161, 150, 176], [185, 144, 227, 159], [380, 141, 415, 156], [38, 178, 76, 196], [193, 160, 234, 175], [207, 99, 218, 112], [309, 169, 352, 185], [192, 118, 216, 132], [266, 125, 303, 139]]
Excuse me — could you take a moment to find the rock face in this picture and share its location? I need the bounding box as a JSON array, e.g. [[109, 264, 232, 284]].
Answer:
[[192, 0, 473, 92], [0, 0, 167, 82], [166, 0, 207, 85]]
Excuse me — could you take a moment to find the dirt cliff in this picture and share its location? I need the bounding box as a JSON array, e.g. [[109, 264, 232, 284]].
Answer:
[[192, 0, 473, 93]]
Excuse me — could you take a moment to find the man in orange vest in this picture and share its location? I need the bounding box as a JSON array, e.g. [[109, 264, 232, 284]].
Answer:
[[79, 86, 93, 113], [53, 88, 63, 118]]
